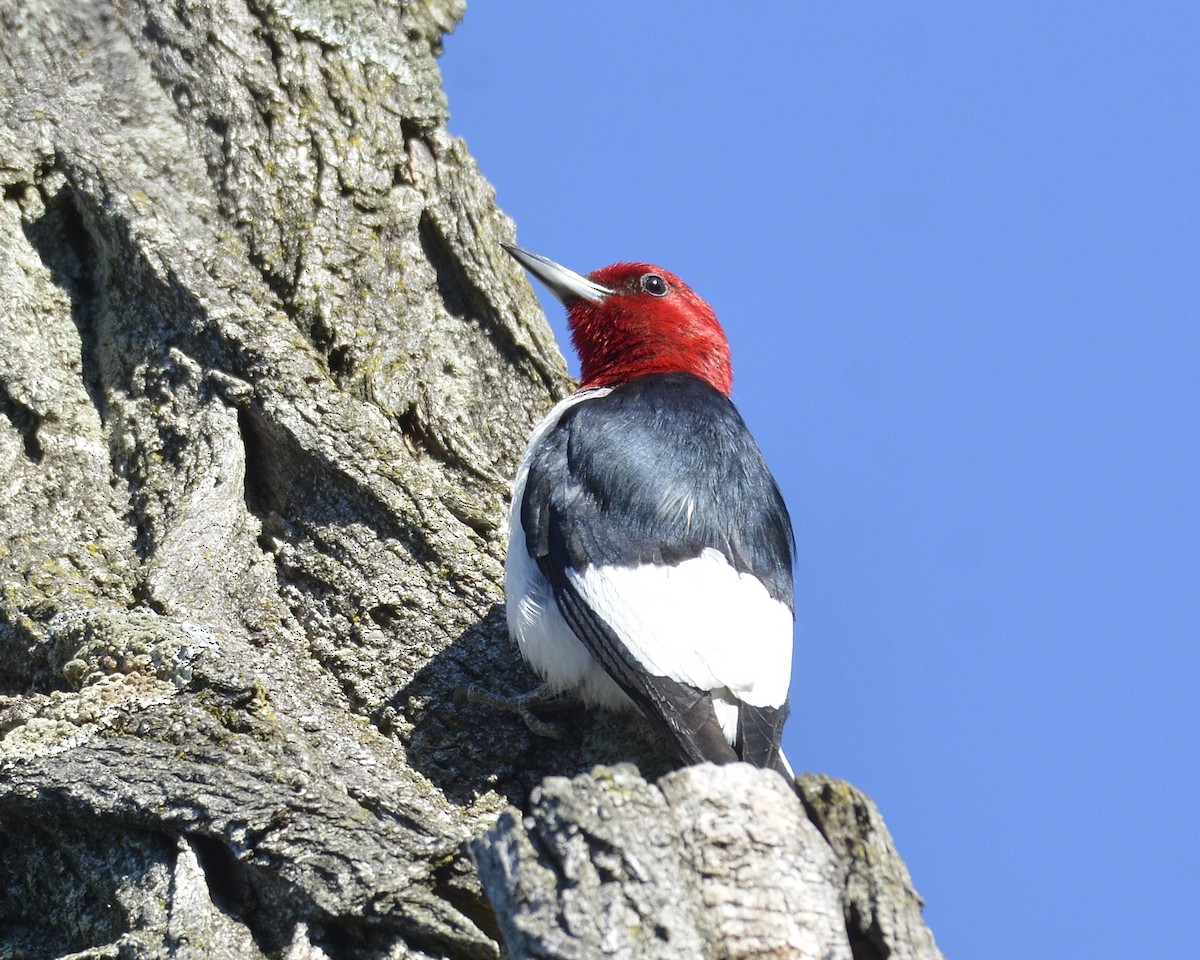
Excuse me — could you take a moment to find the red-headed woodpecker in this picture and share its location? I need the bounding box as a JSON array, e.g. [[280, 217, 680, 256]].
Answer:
[[502, 244, 795, 778]]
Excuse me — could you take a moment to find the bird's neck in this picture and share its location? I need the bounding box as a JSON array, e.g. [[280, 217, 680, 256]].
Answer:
[[579, 345, 733, 396]]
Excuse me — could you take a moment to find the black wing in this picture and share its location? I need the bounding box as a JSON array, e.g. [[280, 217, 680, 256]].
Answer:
[[521, 372, 794, 768]]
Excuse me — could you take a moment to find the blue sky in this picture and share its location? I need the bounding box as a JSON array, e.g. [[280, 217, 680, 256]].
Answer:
[[440, 4, 1199, 957]]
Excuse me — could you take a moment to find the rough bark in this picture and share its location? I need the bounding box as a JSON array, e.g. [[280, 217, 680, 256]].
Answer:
[[473, 765, 852, 960], [0, 2, 945, 958]]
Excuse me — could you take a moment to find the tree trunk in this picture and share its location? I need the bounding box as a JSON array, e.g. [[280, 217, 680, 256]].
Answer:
[[0, 3, 945, 957]]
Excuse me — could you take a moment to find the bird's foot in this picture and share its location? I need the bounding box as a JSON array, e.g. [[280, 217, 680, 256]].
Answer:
[[455, 682, 569, 740]]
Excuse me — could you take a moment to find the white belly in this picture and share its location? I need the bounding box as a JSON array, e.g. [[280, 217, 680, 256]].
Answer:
[[505, 518, 634, 711], [504, 390, 632, 711]]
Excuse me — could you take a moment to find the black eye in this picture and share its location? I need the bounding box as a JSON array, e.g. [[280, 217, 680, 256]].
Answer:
[[640, 273, 669, 297]]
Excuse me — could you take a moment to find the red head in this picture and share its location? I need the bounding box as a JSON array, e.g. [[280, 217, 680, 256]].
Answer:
[[503, 245, 732, 396]]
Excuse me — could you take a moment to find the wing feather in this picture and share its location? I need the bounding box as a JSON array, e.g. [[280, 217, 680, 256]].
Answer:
[[520, 372, 795, 767]]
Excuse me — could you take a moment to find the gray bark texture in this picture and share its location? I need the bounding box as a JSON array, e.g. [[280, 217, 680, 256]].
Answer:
[[0, 2, 946, 958]]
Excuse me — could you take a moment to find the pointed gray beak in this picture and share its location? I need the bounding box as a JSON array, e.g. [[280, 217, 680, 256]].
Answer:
[[502, 243, 612, 304]]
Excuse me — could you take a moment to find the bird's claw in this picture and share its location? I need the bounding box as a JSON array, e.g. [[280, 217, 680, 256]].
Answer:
[[456, 682, 567, 740]]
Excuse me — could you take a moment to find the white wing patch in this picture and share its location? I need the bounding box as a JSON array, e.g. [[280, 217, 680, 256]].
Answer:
[[568, 548, 793, 711]]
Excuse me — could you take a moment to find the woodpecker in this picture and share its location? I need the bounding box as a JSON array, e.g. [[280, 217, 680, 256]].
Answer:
[[502, 243, 795, 778]]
